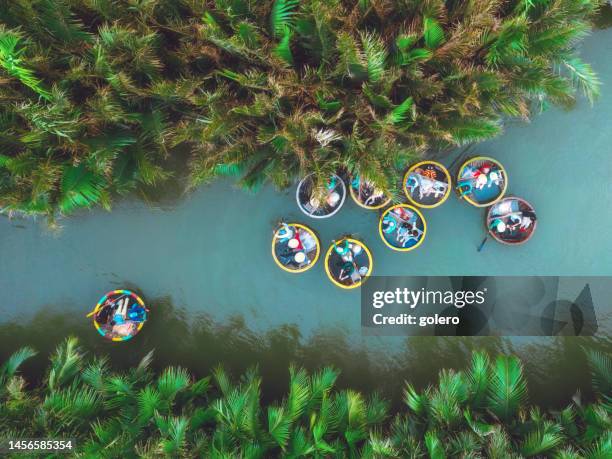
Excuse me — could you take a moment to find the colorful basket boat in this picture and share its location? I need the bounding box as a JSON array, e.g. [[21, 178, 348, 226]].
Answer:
[[89, 290, 148, 341], [404, 161, 451, 208], [379, 204, 427, 252], [456, 156, 508, 207], [272, 222, 321, 273], [487, 196, 537, 245], [296, 173, 346, 218], [349, 175, 392, 210], [324, 237, 373, 289]]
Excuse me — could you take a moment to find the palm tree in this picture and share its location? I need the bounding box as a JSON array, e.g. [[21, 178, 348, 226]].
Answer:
[[0, 0, 604, 218], [1, 337, 611, 457]]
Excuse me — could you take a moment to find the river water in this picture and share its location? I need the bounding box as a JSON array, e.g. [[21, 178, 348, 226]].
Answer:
[[1, 29, 611, 406]]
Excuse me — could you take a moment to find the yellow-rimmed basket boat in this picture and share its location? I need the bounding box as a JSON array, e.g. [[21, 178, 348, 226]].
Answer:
[[349, 175, 392, 210], [379, 204, 427, 252], [324, 237, 373, 289], [456, 156, 508, 207], [403, 160, 451, 208], [486, 196, 537, 245], [272, 222, 321, 273]]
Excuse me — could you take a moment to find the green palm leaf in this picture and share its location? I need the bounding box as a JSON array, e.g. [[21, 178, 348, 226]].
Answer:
[[48, 336, 84, 391], [423, 17, 445, 49], [386, 97, 415, 124], [520, 422, 564, 457], [274, 26, 294, 65], [583, 432, 612, 459], [468, 351, 490, 407], [0, 346, 37, 381], [268, 405, 292, 448], [486, 355, 528, 421], [157, 367, 191, 401], [270, 0, 299, 37], [403, 383, 428, 416], [0, 29, 51, 100], [58, 164, 106, 215], [584, 348, 612, 401], [443, 118, 502, 146], [361, 32, 387, 83], [425, 431, 447, 459], [159, 416, 189, 455], [563, 58, 601, 104]]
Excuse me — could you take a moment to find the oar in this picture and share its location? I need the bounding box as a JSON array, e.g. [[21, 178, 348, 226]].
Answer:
[[477, 235, 489, 252], [85, 295, 127, 318]]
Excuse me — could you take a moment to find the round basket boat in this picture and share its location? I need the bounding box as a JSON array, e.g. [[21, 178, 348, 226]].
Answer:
[[89, 290, 148, 341], [324, 237, 373, 289], [296, 173, 346, 218], [349, 175, 392, 210], [456, 156, 508, 207], [272, 222, 321, 273], [404, 161, 451, 208], [486, 196, 537, 245], [379, 204, 427, 252]]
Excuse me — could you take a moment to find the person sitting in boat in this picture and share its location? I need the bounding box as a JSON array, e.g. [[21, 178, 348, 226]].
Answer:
[[299, 229, 317, 253], [394, 206, 414, 222], [334, 240, 352, 260], [276, 223, 294, 242], [339, 261, 357, 282], [382, 215, 397, 234], [127, 303, 147, 322], [490, 218, 507, 235], [406, 173, 420, 195], [95, 298, 116, 325], [398, 223, 421, 246], [339, 260, 363, 284], [364, 187, 385, 206], [326, 191, 341, 208], [519, 210, 537, 231], [293, 251, 308, 267]]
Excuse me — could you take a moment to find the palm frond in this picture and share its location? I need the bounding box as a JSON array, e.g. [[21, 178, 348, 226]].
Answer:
[[47, 336, 84, 391], [0, 346, 37, 381], [423, 17, 445, 49], [274, 26, 294, 65], [584, 348, 612, 400], [58, 164, 106, 214], [425, 431, 447, 459], [386, 97, 414, 124], [360, 31, 387, 83], [270, 0, 299, 37], [486, 355, 528, 421]]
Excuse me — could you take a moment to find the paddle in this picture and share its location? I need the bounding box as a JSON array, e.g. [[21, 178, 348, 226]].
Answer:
[[477, 235, 489, 252]]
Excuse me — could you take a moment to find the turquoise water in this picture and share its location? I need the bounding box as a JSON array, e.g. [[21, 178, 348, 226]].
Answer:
[[1, 30, 611, 405]]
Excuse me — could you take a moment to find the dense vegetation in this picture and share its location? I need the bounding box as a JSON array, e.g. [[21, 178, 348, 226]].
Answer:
[[1, 338, 610, 458], [0, 0, 603, 219]]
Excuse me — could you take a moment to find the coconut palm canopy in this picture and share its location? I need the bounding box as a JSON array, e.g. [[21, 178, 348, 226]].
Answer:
[[0, 0, 602, 218], [1, 338, 611, 457]]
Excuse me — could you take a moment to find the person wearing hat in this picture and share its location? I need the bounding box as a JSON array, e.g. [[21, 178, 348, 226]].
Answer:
[[326, 191, 341, 208], [382, 216, 397, 234], [294, 251, 307, 266], [276, 223, 294, 242], [334, 240, 351, 256], [339, 260, 356, 283]]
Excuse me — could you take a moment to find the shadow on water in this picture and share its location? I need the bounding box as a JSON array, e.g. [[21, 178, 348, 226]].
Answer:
[[1, 296, 610, 410]]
